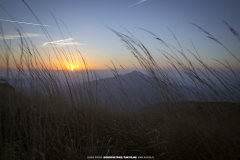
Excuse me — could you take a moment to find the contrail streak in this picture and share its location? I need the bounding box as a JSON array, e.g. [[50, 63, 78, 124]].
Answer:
[[0, 18, 50, 27], [128, 0, 147, 8]]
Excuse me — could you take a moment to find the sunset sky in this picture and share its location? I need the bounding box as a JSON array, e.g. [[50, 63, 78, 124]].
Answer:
[[0, 0, 240, 75]]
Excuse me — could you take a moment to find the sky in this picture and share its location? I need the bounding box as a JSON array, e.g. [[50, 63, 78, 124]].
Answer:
[[0, 0, 240, 77]]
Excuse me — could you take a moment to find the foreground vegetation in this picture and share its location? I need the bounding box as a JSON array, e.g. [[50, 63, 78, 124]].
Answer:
[[1, 3, 240, 159]]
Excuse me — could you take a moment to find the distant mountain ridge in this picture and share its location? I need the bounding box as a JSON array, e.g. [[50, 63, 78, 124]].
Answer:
[[81, 70, 211, 109]]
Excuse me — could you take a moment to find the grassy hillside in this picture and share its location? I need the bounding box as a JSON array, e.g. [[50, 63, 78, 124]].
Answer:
[[1, 4, 240, 160]]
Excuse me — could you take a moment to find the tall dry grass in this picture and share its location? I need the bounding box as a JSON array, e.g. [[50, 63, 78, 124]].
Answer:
[[0, 2, 240, 159]]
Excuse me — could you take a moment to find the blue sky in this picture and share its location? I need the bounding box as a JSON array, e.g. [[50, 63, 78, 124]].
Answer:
[[0, 0, 240, 73]]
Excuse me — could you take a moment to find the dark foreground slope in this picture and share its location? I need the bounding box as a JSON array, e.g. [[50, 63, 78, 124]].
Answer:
[[1, 84, 240, 159], [137, 101, 240, 120]]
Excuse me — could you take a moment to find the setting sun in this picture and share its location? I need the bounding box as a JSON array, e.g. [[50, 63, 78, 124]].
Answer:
[[71, 68, 73, 71]]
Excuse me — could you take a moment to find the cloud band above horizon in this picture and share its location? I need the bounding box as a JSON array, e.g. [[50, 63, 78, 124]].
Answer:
[[42, 38, 87, 47], [0, 18, 50, 27], [0, 33, 43, 40]]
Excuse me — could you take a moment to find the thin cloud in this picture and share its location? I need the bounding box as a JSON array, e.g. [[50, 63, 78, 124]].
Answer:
[[42, 38, 87, 47], [0, 18, 50, 27], [0, 33, 43, 40], [128, 0, 147, 8]]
